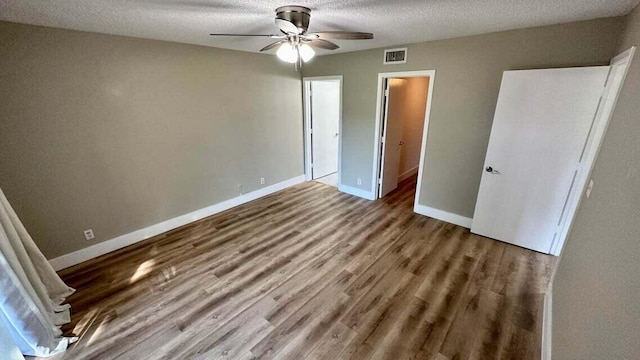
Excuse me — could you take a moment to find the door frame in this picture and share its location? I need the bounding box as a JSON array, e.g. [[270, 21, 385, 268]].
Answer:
[[552, 46, 636, 255], [372, 70, 436, 202], [302, 75, 343, 183]]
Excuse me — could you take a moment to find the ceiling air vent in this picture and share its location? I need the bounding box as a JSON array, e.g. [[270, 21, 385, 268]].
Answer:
[[384, 48, 407, 64]]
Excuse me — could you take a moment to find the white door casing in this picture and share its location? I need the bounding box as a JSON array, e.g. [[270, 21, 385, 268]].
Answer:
[[309, 80, 340, 180], [372, 70, 435, 203], [471, 66, 610, 254]]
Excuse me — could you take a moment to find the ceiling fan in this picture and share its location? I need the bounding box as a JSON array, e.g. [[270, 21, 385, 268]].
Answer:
[[210, 5, 373, 67]]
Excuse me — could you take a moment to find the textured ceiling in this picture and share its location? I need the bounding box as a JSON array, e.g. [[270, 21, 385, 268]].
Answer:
[[1, 0, 638, 55]]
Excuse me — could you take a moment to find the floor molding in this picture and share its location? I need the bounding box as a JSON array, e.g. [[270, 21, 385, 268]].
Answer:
[[542, 290, 553, 360], [398, 166, 419, 183], [413, 204, 473, 228], [338, 184, 375, 200], [49, 175, 306, 271]]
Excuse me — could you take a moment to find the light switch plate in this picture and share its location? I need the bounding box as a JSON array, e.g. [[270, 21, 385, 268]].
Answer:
[[586, 179, 594, 198]]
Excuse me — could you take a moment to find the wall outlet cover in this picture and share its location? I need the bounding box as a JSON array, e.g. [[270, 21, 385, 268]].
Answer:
[[83, 229, 95, 241]]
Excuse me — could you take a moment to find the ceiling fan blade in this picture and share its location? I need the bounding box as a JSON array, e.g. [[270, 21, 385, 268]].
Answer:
[[275, 18, 301, 35], [305, 39, 340, 50], [209, 34, 285, 38], [306, 31, 374, 40], [260, 40, 287, 52]]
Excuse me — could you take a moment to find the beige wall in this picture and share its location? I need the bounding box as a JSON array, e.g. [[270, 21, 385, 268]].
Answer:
[[397, 77, 429, 177], [303, 18, 622, 216], [552, 5, 640, 359], [0, 21, 304, 259]]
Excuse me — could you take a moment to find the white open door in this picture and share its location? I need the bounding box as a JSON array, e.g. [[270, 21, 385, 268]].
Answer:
[[471, 67, 610, 254], [379, 79, 405, 197], [310, 81, 340, 179]]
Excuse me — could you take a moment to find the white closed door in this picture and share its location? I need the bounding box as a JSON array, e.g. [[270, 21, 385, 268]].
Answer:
[[379, 79, 405, 197], [471, 67, 609, 254], [310, 81, 340, 179]]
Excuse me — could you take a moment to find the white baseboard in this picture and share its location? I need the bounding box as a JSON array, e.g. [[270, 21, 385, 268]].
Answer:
[[338, 184, 375, 200], [542, 290, 552, 360], [413, 204, 473, 228], [49, 175, 306, 271], [398, 166, 419, 182]]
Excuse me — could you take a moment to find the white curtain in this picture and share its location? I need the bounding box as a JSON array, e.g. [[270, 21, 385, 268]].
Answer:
[[0, 187, 76, 357]]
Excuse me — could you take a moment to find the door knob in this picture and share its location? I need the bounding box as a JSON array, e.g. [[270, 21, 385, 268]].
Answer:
[[334, 133, 339, 138], [486, 166, 500, 174]]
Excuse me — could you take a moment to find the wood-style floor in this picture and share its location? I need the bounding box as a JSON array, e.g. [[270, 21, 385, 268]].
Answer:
[[55, 177, 556, 360]]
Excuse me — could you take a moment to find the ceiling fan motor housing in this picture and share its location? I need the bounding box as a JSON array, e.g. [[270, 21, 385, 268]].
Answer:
[[276, 6, 311, 34]]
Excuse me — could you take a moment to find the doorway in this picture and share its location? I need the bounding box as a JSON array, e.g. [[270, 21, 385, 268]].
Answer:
[[303, 76, 342, 187], [374, 71, 435, 200]]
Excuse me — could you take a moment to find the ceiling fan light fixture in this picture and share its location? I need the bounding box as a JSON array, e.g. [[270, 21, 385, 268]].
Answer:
[[299, 44, 315, 62], [209, 5, 373, 67], [276, 42, 298, 63]]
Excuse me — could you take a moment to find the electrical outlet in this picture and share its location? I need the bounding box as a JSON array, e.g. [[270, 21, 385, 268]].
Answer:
[[83, 229, 95, 241], [357, 178, 362, 186], [238, 184, 243, 194], [260, 177, 265, 185]]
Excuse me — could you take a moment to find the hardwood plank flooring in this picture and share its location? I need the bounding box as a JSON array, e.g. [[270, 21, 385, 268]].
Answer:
[[49, 177, 555, 360]]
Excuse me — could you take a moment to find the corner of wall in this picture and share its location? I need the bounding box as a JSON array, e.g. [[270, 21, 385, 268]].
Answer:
[[337, 183, 376, 200], [413, 204, 473, 228]]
